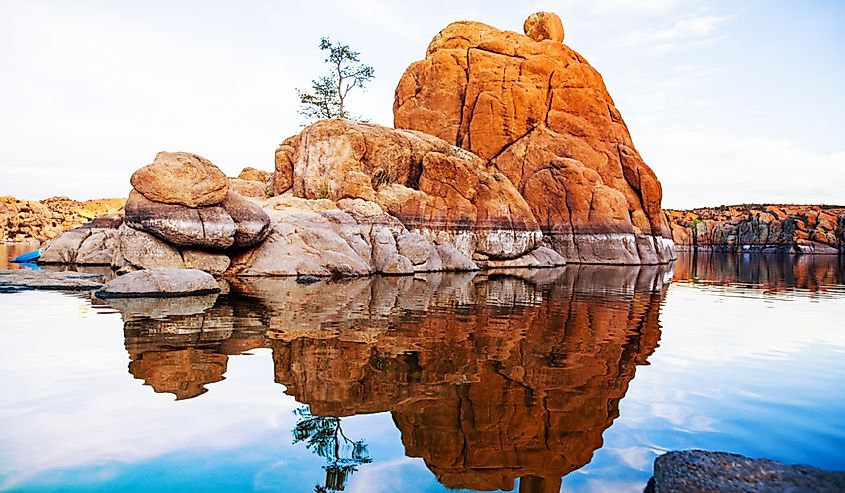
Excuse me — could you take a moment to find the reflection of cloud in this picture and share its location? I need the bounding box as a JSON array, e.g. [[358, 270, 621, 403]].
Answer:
[[568, 477, 646, 493], [0, 298, 297, 493], [347, 458, 431, 493], [606, 446, 658, 471], [621, 14, 731, 51], [658, 284, 845, 364]]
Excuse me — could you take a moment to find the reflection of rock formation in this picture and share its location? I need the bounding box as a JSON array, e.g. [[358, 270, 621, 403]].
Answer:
[[673, 252, 845, 294], [261, 267, 670, 491], [119, 298, 267, 400], [108, 266, 671, 489]]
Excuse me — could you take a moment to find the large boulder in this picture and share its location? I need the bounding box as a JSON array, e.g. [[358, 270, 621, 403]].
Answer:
[[229, 198, 375, 277], [394, 13, 676, 264], [130, 151, 228, 208], [40, 223, 121, 265], [228, 197, 484, 277], [221, 192, 272, 249], [273, 119, 541, 260], [96, 269, 220, 298], [227, 178, 267, 200], [237, 167, 270, 184], [125, 190, 236, 249], [124, 190, 270, 251], [112, 224, 186, 272]]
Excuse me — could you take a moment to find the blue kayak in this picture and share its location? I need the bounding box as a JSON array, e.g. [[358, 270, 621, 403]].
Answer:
[[11, 248, 42, 263]]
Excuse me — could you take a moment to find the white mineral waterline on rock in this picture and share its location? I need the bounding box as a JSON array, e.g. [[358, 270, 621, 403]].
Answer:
[[474, 229, 543, 258], [411, 227, 542, 259], [412, 228, 475, 258]]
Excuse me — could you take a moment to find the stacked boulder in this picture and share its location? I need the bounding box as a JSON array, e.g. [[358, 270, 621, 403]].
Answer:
[[43, 149, 562, 277], [43, 152, 272, 275]]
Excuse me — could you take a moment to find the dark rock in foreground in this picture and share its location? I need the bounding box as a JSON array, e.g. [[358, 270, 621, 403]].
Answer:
[[95, 269, 220, 298], [0, 270, 104, 292], [649, 450, 845, 492]]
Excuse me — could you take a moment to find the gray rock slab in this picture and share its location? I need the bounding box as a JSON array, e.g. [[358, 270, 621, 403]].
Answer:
[[0, 270, 104, 292], [649, 450, 845, 493]]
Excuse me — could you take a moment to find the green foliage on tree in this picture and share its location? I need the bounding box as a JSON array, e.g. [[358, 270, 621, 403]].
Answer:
[[297, 37, 374, 123]]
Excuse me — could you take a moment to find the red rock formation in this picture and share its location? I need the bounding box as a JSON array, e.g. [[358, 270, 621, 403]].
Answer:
[[394, 13, 675, 264], [666, 204, 845, 255]]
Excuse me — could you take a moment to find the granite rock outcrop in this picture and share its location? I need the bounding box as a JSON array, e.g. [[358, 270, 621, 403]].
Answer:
[[43, 149, 562, 277], [273, 119, 544, 261], [96, 268, 221, 298], [394, 13, 675, 264], [35, 12, 686, 275]]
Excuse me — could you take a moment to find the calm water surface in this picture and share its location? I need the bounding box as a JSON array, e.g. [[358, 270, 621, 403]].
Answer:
[[1, 252, 844, 492]]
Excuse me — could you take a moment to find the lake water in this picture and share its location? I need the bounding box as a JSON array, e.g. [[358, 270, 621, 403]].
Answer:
[[1, 251, 844, 492]]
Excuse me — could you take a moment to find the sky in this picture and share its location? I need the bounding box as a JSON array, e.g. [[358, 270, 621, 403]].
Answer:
[[0, 0, 843, 208]]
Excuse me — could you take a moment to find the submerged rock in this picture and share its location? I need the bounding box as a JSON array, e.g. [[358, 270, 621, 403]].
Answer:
[[106, 293, 219, 320], [96, 269, 220, 298], [0, 270, 104, 292], [649, 450, 845, 492]]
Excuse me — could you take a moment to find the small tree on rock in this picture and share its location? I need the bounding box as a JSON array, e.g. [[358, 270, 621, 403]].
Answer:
[[297, 37, 374, 122]]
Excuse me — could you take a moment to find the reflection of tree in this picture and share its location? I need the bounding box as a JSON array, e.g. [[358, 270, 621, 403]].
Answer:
[[293, 405, 372, 492]]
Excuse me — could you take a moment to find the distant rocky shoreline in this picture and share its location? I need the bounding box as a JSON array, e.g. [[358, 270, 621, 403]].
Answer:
[[1, 195, 125, 244], [667, 204, 845, 255]]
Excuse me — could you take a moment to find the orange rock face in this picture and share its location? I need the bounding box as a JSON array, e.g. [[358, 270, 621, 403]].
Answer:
[[394, 13, 675, 264], [523, 11, 565, 43], [274, 119, 542, 260]]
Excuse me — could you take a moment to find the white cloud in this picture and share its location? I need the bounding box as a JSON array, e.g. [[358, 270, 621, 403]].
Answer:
[[621, 14, 731, 51], [642, 132, 845, 208]]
